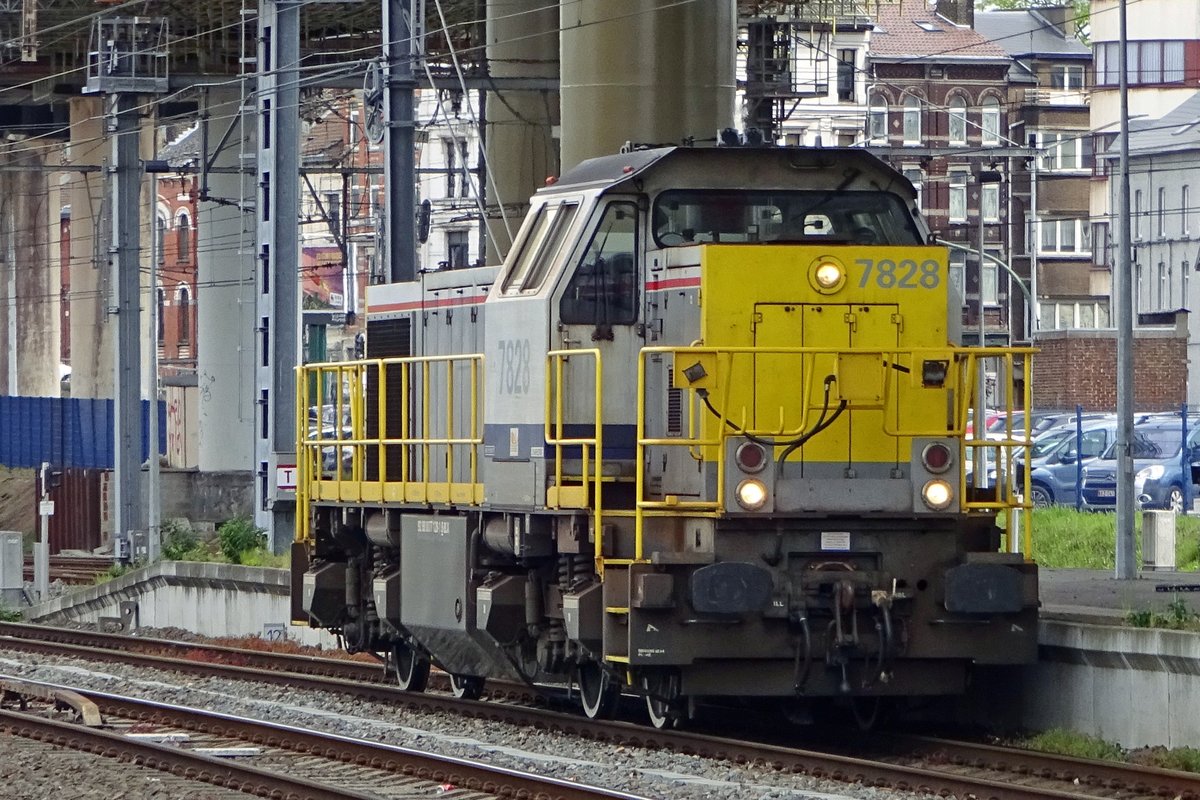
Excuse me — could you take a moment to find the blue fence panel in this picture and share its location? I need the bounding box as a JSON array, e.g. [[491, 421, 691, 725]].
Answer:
[[0, 396, 165, 470]]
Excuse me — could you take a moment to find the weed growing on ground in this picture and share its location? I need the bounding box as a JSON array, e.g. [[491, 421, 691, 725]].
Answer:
[[0, 607, 22, 622], [1021, 728, 1126, 761], [217, 517, 267, 565], [1125, 595, 1200, 631]]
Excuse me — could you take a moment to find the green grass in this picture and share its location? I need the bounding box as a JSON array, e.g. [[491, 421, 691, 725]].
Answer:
[[1020, 728, 1126, 762], [0, 607, 23, 622], [1030, 508, 1200, 570], [1019, 730, 1200, 774]]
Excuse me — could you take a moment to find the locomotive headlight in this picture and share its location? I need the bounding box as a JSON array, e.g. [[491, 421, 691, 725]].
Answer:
[[921, 479, 954, 511], [810, 260, 845, 293], [735, 478, 769, 511]]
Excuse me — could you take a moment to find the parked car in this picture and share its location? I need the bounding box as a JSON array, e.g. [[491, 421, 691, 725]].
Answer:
[[1080, 416, 1200, 513], [1017, 420, 1119, 508]]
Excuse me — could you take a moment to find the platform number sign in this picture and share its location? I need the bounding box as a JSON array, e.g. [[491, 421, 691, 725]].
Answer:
[[262, 623, 287, 642]]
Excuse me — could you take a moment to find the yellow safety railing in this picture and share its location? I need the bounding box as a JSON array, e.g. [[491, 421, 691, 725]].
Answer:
[[544, 348, 605, 574], [296, 354, 484, 531], [635, 345, 1036, 560]]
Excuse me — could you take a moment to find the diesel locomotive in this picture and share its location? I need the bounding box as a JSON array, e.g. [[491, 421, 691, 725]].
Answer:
[[294, 144, 1038, 727]]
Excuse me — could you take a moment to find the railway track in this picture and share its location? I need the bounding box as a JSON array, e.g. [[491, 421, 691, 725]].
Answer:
[[1, 622, 1197, 800], [0, 676, 645, 800], [20, 554, 114, 585]]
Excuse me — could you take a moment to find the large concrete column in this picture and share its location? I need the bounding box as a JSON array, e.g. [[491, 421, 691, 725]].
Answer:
[[4, 143, 59, 398], [67, 97, 111, 399], [559, 0, 736, 170], [485, 0, 559, 262], [197, 90, 256, 474]]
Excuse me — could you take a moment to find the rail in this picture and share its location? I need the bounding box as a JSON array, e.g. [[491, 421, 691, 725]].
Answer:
[[544, 348, 607, 575]]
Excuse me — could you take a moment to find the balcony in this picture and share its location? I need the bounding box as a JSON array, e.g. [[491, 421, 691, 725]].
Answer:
[[1023, 87, 1091, 107]]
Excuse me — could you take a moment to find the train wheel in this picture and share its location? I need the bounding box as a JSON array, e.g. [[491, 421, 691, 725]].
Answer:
[[641, 669, 681, 729], [391, 644, 430, 693], [578, 661, 619, 720], [448, 673, 485, 700]]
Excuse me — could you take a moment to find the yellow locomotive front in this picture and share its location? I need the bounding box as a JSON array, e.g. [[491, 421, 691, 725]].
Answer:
[[295, 145, 1037, 727]]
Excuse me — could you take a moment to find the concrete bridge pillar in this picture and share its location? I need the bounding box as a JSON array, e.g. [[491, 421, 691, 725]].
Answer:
[[196, 89, 256, 474]]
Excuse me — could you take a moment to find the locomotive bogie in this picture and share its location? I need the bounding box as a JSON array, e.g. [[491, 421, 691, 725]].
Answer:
[[294, 145, 1039, 717]]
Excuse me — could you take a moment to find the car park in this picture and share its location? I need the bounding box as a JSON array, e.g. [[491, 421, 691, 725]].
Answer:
[[1016, 419, 1118, 507], [1080, 416, 1200, 513]]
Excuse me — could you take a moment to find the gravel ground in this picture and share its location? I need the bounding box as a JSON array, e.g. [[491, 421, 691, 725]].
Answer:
[[0, 646, 937, 800], [0, 730, 247, 800]]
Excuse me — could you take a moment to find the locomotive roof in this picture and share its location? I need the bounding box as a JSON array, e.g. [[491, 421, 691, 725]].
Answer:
[[544, 146, 917, 200]]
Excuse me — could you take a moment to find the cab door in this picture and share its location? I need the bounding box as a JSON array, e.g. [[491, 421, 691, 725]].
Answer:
[[553, 200, 642, 477]]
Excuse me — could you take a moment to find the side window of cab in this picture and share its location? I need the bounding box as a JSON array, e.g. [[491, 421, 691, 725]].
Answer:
[[560, 201, 639, 326]]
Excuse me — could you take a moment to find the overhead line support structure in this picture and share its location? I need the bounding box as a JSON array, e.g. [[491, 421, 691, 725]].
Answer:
[[258, 0, 301, 550], [83, 17, 169, 562]]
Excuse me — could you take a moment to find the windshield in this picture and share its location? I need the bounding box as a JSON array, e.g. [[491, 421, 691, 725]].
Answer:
[[1101, 428, 1182, 460], [1030, 429, 1072, 459], [652, 189, 922, 247]]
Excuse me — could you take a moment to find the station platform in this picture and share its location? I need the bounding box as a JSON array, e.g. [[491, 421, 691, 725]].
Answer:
[[1039, 566, 1200, 623]]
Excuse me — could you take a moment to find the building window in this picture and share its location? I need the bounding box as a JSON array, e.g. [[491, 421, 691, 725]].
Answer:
[[949, 171, 968, 222], [175, 212, 191, 262], [1095, 40, 1187, 86], [1134, 190, 1143, 240], [868, 95, 888, 143], [155, 213, 166, 264], [324, 192, 340, 234], [981, 97, 1000, 145], [177, 285, 191, 345], [1184, 185, 1192, 236], [1158, 261, 1169, 308], [836, 48, 856, 102], [446, 230, 469, 268], [1049, 64, 1086, 90], [982, 183, 1000, 222], [1184, 260, 1191, 303], [444, 139, 459, 198], [948, 96, 967, 145], [982, 256, 999, 306], [1039, 218, 1090, 253], [903, 167, 923, 211], [1158, 187, 1167, 238], [949, 250, 966, 303], [1037, 131, 1088, 171], [902, 95, 922, 145], [156, 288, 165, 344]]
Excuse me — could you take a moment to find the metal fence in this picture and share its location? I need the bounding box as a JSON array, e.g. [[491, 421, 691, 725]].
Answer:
[[0, 396, 165, 470]]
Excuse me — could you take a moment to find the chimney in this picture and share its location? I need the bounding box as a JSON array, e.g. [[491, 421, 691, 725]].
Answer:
[[936, 0, 975, 27], [1034, 6, 1074, 37]]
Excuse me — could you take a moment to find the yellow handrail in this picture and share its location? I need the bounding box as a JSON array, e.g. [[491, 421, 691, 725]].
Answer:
[[295, 354, 484, 510], [544, 348, 605, 575], [635, 344, 1036, 559]]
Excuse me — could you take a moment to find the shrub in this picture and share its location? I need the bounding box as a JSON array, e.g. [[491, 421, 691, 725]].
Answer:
[[218, 517, 266, 564], [0, 607, 22, 622], [161, 520, 200, 561]]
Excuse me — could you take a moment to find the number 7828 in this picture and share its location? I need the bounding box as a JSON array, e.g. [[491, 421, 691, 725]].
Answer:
[[855, 258, 941, 290]]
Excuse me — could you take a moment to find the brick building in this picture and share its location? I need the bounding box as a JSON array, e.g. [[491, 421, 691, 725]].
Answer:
[[867, 1, 1020, 347], [154, 126, 200, 380]]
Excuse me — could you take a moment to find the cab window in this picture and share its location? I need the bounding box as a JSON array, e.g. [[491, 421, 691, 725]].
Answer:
[[652, 189, 921, 247], [560, 202, 638, 325]]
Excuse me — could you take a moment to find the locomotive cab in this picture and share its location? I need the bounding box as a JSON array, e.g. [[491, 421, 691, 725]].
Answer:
[[295, 145, 1038, 727]]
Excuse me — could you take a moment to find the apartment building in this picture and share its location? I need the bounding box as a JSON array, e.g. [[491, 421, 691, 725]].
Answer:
[[975, 7, 1096, 334]]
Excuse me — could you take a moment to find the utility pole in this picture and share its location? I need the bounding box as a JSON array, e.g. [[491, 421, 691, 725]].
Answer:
[[83, 18, 169, 562], [1115, 0, 1136, 580], [35, 462, 52, 600], [383, 0, 420, 283]]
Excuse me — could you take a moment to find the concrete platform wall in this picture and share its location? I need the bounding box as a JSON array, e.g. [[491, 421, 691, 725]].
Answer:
[[25, 561, 335, 649], [1018, 620, 1200, 749]]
